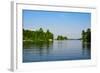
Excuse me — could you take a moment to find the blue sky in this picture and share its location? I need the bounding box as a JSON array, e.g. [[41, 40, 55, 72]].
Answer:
[[23, 10, 91, 39]]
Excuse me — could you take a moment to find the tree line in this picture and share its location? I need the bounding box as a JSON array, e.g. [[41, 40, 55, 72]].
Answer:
[[23, 28, 53, 42], [23, 27, 91, 42], [82, 28, 91, 42], [23, 28, 69, 42], [56, 35, 68, 40]]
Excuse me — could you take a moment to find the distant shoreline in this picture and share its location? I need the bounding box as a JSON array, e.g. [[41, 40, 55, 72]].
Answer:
[[23, 39, 81, 42]]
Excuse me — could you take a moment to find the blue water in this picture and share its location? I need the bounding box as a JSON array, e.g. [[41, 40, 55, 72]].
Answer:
[[23, 40, 91, 62]]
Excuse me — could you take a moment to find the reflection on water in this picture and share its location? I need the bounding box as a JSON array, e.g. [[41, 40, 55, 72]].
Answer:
[[23, 41, 53, 56], [23, 40, 91, 62], [82, 42, 91, 57], [82, 42, 91, 49]]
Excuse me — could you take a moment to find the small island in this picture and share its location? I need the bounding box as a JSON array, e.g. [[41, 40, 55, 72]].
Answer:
[[56, 35, 68, 40]]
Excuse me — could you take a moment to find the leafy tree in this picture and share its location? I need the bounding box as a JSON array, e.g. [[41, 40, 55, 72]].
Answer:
[[57, 35, 68, 40], [82, 30, 86, 42], [82, 28, 91, 42], [23, 28, 54, 42], [86, 28, 91, 42], [45, 29, 53, 41]]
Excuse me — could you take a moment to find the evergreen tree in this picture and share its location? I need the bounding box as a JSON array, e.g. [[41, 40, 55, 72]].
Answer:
[[82, 28, 91, 42], [23, 28, 54, 42], [57, 35, 68, 40]]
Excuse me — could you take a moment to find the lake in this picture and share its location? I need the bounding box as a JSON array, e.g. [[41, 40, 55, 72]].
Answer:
[[23, 40, 91, 62]]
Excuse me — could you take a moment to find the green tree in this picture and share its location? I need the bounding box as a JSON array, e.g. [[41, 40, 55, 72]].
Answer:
[[86, 28, 91, 42], [23, 28, 54, 42], [57, 35, 68, 40], [82, 30, 86, 42], [81, 28, 91, 42], [45, 29, 53, 41]]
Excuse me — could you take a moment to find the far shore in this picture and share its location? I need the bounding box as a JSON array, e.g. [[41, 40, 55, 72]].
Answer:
[[23, 39, 81, 42]]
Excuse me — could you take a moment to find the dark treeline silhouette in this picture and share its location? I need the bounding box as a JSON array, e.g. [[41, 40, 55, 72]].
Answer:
[[56, 35, 68, 40], [23, 27, 90, 43], [82, 28, 91, 43], [23, 28, 53, 42]]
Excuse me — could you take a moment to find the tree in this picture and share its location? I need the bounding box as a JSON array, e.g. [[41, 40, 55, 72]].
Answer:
[[57, 35, 68, 40], [45, 29, 53, 41], [81, 28, 91, 42], [82, 30, 86, 42], [86, 28, 91, 42], [23, 28, 54, 42]]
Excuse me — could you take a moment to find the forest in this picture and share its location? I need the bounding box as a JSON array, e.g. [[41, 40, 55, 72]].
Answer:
[[82, 28, 91, 43], [23, 28, 53, 42], [23, 28, 91, 43]]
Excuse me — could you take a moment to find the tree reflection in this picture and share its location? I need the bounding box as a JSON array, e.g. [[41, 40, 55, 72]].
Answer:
[[82, 42, 91, 56], [23, 41, 53, 55], [82, 42, 91, 49]]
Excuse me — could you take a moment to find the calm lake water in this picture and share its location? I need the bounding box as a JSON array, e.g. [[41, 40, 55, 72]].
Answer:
[[23, 40, 91, 62]]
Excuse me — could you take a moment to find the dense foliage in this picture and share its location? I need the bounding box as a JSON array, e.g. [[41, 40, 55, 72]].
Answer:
[[82, 28, 91, 42], [56, 35, 68, 40], [23, 28, 54, 42]]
